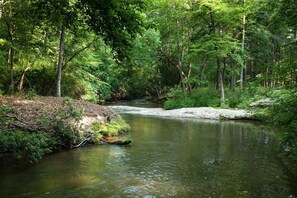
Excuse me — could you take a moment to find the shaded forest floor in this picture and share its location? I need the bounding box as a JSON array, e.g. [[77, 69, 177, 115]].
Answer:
[[0, 96, 119, 132]]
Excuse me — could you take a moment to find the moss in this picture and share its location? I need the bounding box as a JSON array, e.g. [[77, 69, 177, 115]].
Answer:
[[92, 120, 130, 136], [91, 133, 103, 144]]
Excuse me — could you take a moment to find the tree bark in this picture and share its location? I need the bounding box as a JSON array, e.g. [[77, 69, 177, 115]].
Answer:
[[62, 41, 93, 70], [176, 19, 186, 92], [231, 60, 236, 91], [0, 0, 3, 18], [18, 66, 29, 94], [6, 0, 14, 94], [217, 58, 225, 106], [240, 0, 246, 90], [56, 25, 65, 97], [8, 46, 14, 94]]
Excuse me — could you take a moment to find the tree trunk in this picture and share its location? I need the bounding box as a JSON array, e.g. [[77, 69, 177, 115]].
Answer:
[[18, 66, 29, 94], [176, 19, 186, 92], [56, 25, 65, 97], [187, 63, 192, 92], [240, 0, 246, 90], [231, 60, 236, 91], [0, 0, 3, 18], [217, 58, 225, 106], [8, 47, 14, 94], [7, 0, 14, 95]]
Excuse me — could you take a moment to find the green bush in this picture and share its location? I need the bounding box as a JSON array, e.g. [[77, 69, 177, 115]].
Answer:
[[23, 89, 37, 100], [164, 87, 220, 109], [0, 98, 85, 163], [0, 104, 12, 126], [164, 97, 196, 110], [267, 92, 297, 127], [38, 98, 83, 146], [227, 93, 240, 108], [0, 131, 55, 163], [20, 68, 112, 103]]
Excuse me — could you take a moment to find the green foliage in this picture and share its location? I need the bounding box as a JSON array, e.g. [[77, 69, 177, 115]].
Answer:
[[91, 133, 103, 144], [0, 131, 55, 163], [0, 104, 12, 126], [23, 68, 56, 96], [20, 66, 112, 103], [264, 90, 297, 162], [23, 89, 38, 100], [164, 87, 220, 110], [267, 91, 297, 127], [78, 0, 146, 59], [224, 86, 274, 108], [38, 98, 83, 146], [164, 98, 195, 110], [92, 120, 130, 136]]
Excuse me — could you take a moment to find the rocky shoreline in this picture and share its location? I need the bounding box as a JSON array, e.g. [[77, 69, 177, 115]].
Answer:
[[109, 105, 253, 120]]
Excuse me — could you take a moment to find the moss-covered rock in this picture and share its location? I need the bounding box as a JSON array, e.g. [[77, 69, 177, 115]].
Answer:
[[90, 120, 131, 144], [92, 120, 130, 136]]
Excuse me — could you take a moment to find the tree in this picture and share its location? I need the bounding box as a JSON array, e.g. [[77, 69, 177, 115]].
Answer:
[[32, 0, 79, 97], [0, 0, 37, 94], [78, 0, 146, 60], [32, 0, 145, 97]]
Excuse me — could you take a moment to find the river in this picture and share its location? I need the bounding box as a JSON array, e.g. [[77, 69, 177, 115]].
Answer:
[[0, 109, 296, 197]]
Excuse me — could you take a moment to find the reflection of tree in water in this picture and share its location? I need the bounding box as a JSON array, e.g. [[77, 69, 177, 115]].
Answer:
[[0, 116, 294, 197]]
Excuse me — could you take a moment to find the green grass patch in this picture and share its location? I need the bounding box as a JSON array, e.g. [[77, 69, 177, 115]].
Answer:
[[92, 120, 130, 136]]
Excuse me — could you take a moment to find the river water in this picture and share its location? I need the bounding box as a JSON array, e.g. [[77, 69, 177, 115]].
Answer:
[[0, 113, 296, 197]]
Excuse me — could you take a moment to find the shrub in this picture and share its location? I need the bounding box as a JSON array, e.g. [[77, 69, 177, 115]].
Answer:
[[0, 131, 55, 163], [267, 92, 297, 127], [38, 98, 83, 147], [23, 89, 37, 100], [164, 87, 220, 109], [0, 98, 86, 163], [0, 104, 12, 126]]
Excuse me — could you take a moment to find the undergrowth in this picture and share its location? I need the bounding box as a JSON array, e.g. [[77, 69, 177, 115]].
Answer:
[[0, 98, 83, 163], [0, 131, 55, 163]]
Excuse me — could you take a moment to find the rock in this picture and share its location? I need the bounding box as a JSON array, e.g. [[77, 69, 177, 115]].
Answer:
[[249, 98, 274, 108], [109, 106, 252, 120], [75, 116, 107, 135], [110, 140, 131, 145]]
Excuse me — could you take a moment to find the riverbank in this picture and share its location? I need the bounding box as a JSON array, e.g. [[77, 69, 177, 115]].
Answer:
[[0, 96, 130, 162], [109, 105, 253, 120]]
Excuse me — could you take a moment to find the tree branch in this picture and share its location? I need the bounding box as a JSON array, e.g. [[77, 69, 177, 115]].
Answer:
[[62, 41, 94, 70]]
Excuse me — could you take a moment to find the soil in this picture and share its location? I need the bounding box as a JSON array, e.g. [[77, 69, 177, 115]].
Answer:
[[0, 96, 119, 131]]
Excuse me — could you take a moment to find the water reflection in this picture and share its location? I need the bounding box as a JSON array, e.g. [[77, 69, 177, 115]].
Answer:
[[0, 115, 296, 198]]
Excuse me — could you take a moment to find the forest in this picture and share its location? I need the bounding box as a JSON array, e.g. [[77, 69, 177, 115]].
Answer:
[[0, 0, 297, 162]]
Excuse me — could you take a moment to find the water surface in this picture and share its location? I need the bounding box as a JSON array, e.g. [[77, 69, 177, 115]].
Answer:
[[0, 115, 296, 198]]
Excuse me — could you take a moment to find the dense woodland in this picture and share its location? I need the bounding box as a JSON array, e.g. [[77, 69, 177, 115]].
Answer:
[[0, 1, 297, 161], [0, 0, 296, 101]]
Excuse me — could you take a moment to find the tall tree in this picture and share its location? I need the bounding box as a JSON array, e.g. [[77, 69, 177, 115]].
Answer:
[[32, 0, 145, 97], [240, 0, 246, 90], [32, 0, 79, 97]]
